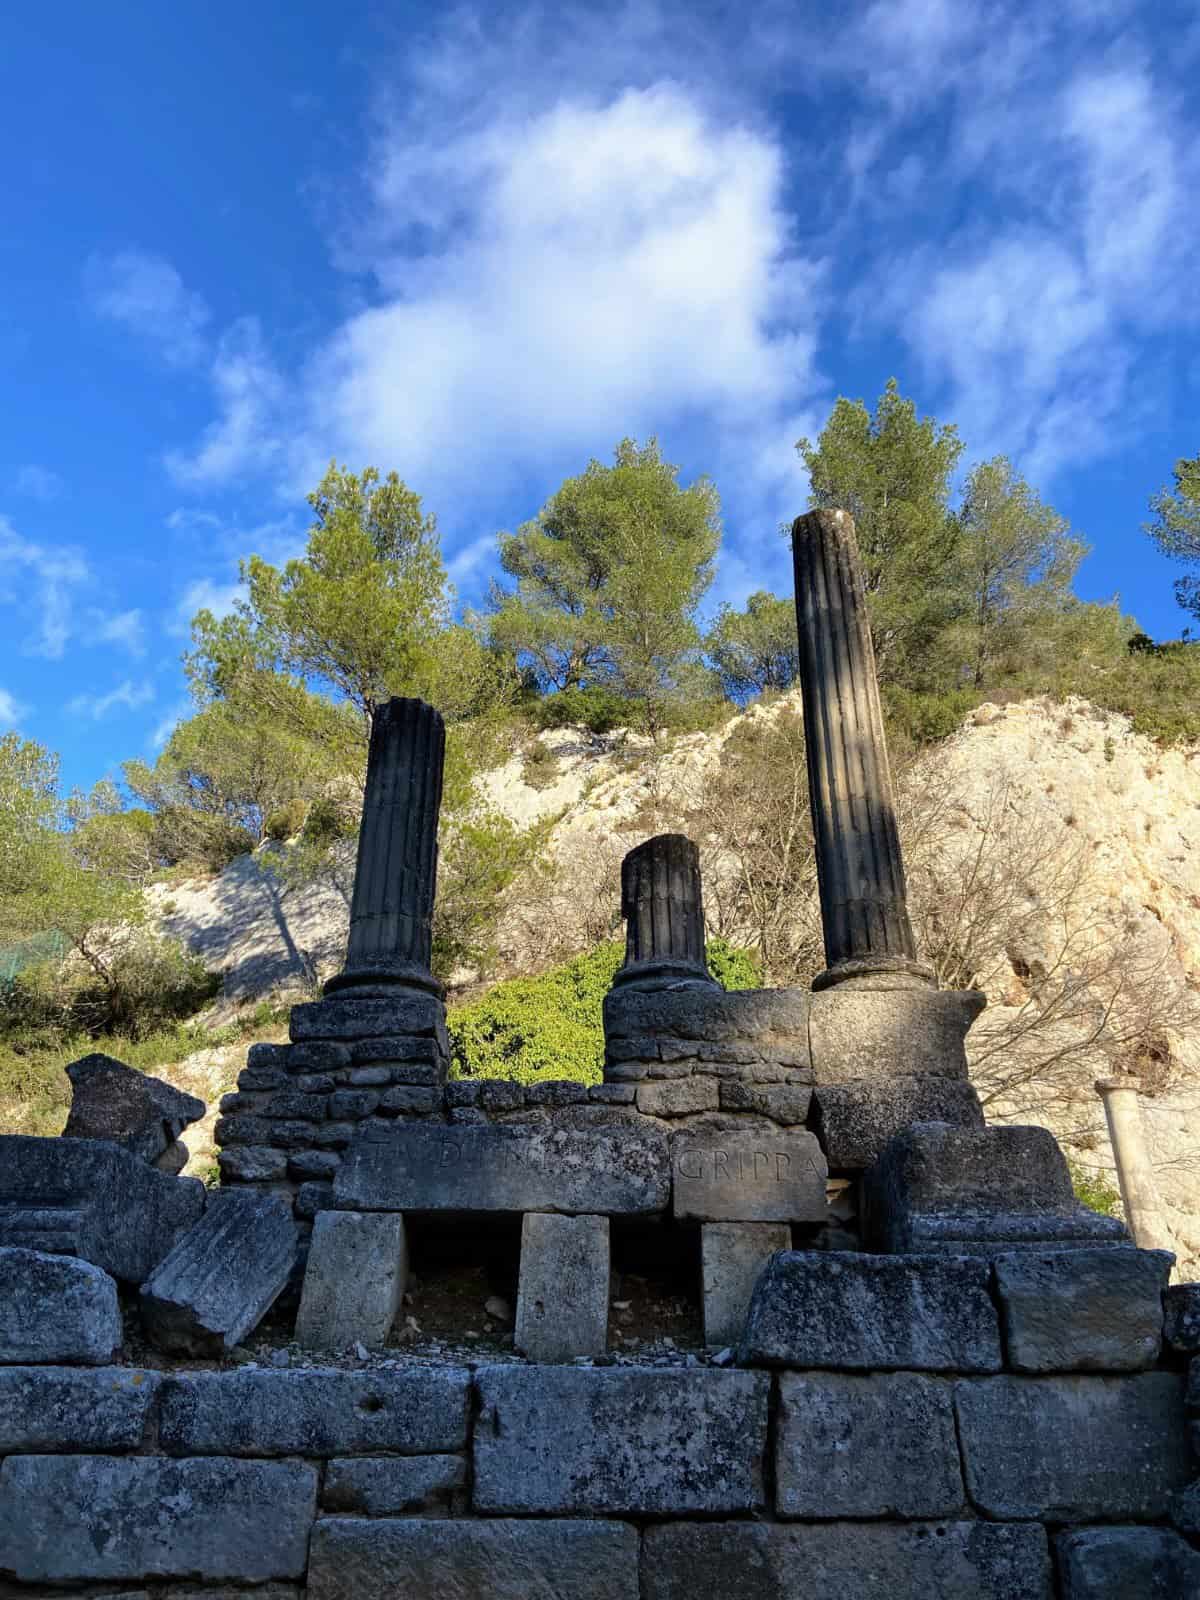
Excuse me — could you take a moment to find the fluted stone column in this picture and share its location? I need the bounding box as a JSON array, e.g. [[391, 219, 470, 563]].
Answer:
[[792, 509, 934, 991], [612, 833, 716, 993], [325, 697, 445, 999]]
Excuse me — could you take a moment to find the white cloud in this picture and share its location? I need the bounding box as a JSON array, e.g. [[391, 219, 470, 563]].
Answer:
[[94, 608, 147, 656], [14, 464, 64, 501], [168, 577, 244, 638], [0, 687, 28, 727], [84, 249, 211, 367], [164, 318, 284, 486], [0, 515, 90, 658], [65, 679, 155, 721], [165, 508, 223, 532]]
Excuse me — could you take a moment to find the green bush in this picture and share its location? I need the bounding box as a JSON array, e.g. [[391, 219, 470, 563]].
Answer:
[[301, 793, 358, 848], [1068, 1162, 1123, 1219], [882, 685, 982, 745], [264, 797, 308, 841], [706, 936, 762, 991], [535, 686, 644, 735]]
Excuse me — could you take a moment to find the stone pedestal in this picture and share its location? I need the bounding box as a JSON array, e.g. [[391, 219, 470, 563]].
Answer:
[[611, 834, 716, 993], [701, 1222, 790, 1349], [1095, 1076, 1174, 1254]]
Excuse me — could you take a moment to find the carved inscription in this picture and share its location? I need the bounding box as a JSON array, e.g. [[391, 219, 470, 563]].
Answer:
[[672, 1130, 828, 1223]]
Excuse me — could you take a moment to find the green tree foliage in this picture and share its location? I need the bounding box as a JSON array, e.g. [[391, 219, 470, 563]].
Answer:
[[487, 438, 721, 732], [706, 590, 799, 699], [1145, 451, 1200, 622]]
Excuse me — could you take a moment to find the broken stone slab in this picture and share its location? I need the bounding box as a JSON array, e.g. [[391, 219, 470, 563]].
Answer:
[[62, 1051, 205, 1165], [775, 1372, 964, 1519], [0, 1455, 317, 1583], [0, 1365, 159, 1449], [811, 1077, 984, 1169], [701, 1222, 790, 1348], [307, 1518, 639, 1600], [1057, 1526, 1200, 1599], [139, 1191, 296, 1357], [514, 1213, 610, 1363], [995, 1248, 1172, 1372], [603, 985, 812, 1055], [1164, 1283, 1200, 1353], [808, 987, 985, 1082], [473, 1365, 769, 1515], [158, 1367, 470, 1455], [672, 1128, 827, 1223], [862, 1122, 1130, 1253], [955, 1372, 1191, 1520], [0, 1248, 122, 1365], [740, 1251, 1002, 1372], [0, 1135, 205, 1283], [334, 1119, 670, 1215], [295, 1211, 407, 1351], [640, 1522, 1051, 1600], [322, 1455, 467, 1515], [290, 993, 446, 1044]]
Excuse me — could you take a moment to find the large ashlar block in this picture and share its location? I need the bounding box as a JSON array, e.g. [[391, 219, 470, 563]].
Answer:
[[139, 1191, 296, 1357], [0, 1248, 121, 1366], [295, 1211, 407, 1351], [808, 987, 984, 1082], [0, 1366, 159, 1450], [603, 985, 812, 1057], [1057, 1526, 1200, 1599], [515, 1213, 609, 1363], [672, 1128, 826, 1222], [811, 1076, 984, 1169], [701, 1222, 790, 1348], [995, 1247, 1172, 1372], [290, 993, 444, 1042]]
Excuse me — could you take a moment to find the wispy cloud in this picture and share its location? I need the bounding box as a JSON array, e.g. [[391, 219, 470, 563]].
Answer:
[[0, 515, 90, 658], [168, 577, 244, 638], [165, 508, 223, 533], [94, 608, 147, 656], [65, 679, 155, 721], [13, 464, 65, 501], [164, 318, 284, 485], [0, 687, 28, 728], [84, 249, 211, 367]]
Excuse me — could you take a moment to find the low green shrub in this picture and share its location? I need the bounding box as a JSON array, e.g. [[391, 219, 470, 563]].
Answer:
[[535, 687, 644, 735], [1068, 1162, 1124, 1219], [264, 797, 308, 841]]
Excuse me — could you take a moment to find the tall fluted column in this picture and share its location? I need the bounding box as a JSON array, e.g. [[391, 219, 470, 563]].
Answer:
[[1095, 1076, 1174, 1253], [792, 509, 934, 991], [325, 696, 445, 999], [612, 833, 716, 993]]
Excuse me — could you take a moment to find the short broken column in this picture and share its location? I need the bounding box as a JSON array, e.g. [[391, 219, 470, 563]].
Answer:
[[514, 1213, 610, 1363], [701, 1223, 791, 1349], [295, 1210, 408, 1350], [610, 833, 717, 993], [1095, 1076, 1174, 1254]]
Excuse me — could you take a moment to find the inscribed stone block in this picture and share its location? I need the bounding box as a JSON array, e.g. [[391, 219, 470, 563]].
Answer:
[[955, 1372, 1191, 1520], [775, 1372, 964, 1518], [0, 1247, 121, 1365], [0, 1366, 159, 1450], [995, 1248, 1171, 1371], [672, 1129, 827, 1222], [295, 1211, 407, 1350], [700, 1222, 789, 1348], [1057, 1526, 1200, 1599], [322, 1455, 466, 1514], [515, 1212, 609, 1362], [808, 987, 984, 1082], [473, 1366, 768, 1515]]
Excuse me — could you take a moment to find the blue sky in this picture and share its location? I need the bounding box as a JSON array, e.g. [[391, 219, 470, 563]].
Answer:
[[3, 0, 1199, 793]]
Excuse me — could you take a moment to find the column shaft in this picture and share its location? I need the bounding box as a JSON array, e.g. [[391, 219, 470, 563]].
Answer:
[[613, 833, 715, 992], [1096, 1078, 1174, 1254]]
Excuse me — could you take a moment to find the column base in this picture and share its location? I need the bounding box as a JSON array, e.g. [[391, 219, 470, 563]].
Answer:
[[812, 955, 937, 992], [609, 958, 719, 994], [324, 959, 444, 1001]]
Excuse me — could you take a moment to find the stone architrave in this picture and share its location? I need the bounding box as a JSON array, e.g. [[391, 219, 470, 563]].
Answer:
[[611, 834, 717, 993], [791, 509, 934, 991], [514, 1212, 610, 1363], [701, 1222, 791, 1348], [295, 1210, 408, 1351], [325, 696, 445, 1000], [672, 1129, 827, 1223], [62, 1052, 206, 1167]]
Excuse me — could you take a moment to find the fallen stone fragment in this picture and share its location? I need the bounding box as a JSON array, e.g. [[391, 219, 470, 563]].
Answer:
[[140, 1191, 296, 1356], [0, 1247, 122, 1365], [0, 1365, 159, 1449], [515, 1213, 610, 1363], [63, 1051, 205, 1165], [1057, 1526, 1200, 1599], [295, 1211, 407, 1350], [995, 1247, 1171, 1372]]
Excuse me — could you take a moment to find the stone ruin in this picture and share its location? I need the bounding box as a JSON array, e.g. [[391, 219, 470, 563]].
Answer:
[[0, 508, 1198, 1598]]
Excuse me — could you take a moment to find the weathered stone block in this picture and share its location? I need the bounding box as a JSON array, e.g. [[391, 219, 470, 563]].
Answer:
[[1165, 1284, 1200, 1354], [515, 1213, 609, 1363], [589, 1084, 637, 1104], [218, 1145, 289, 1183], [672, 1129, 827, 1223], [641, 1522, 1051, 1600], [350, 1034, 442, 1063], [0, 1247, 121, 1365], [0, 1456, 316, 1582], [0, 1365, 159, 1449], [335, 1120, 670, 1215], [955, 1372, 1191, 1519], [808, 987, 984, 1082], [996, 1248, 1171, 1371], [526, 1079, 589, 1106], [345, 1065, 393, 1086], [1057, 1526, 1200, 1599], [295, 1210, 407, 1350], [0, 1135, 204, 1283], [287, 1041, 351, 1070], [63, 1052, 205, 1163], [292, 994, 443, 1041], [741, 1251, 1001, 1372], [1172, 1478, 1200, 1536], [328, 1089, 379, 1119], [812, 1077, 984, 1169], [604, 985, 811, 1052], [287, 1148, 341, 1180], [297, 1180, 334, 1218], [636, 1076, 718, 1116], [473, 1366, 768, 1514], [444, 1080, 480, 1106], [323, 1455, 466, 1514], [140, 1192, 295, 1357], [308, 1518, 639, 1600], [261, 1090, 330, 1120], [378, 1084, 437, 1114], [607, 1060, 650, 1081], [776, 1372, 964, 1518], [159, 1367, 470, 1455], [479, 1079, 525, 1111], [700, 1222, 790, 1348], [246, 1041, 290, 1070], [718, 1080, 811, 1122]]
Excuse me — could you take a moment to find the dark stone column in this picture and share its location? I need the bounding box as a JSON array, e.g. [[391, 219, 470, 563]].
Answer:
[[325, 697, 445, 999], [612, 833, 716, 993], [792, 509, 934, 991]]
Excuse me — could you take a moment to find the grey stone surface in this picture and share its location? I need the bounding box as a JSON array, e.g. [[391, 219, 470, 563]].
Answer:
[[1164, 1283, 1200, 1353], [515, 1212, 609, 1362], [0, 1135, 204, 1283], [217, 1145, 290, 1182], [0, 1365, 159, 1449], [295, 1210, 407, 1350], [63, 1052, 205, 1162], [140, 1192, 295, 1357], [642, 1521, 1051, 1600], [378, 1084, 437, 1114], [308, 1517, 639, 1600], [635, 1076, 718, 1116], [741, 1251, 1001, 1372], [955, 1372, 1191, 1519], [479, 1079, 525, 1111], [335, 1119, 670, 1215], [290, 992, 444, 1041], [0, 1247, 121, 1364], [700, 1222, 790, 1348], [323, 1455, 466, 1514], [672, 1128, 827, 1222], [603, 985, 811, 1052], [809, 988, 984, 1082], [718, 1079, 811, 1122], [159, 1367, 470, 1455], [1172, 1478, 1200, 1536], [776, 1372, 964, 1518], [996, 1247, 1170, 1371], [0, 1455, 316, 1582], [473, 1366, 768, 1514], [525, 1079, 589, 1106], [1057, 1526, 1200, 1599], [812, 1077, 984, 1169]]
